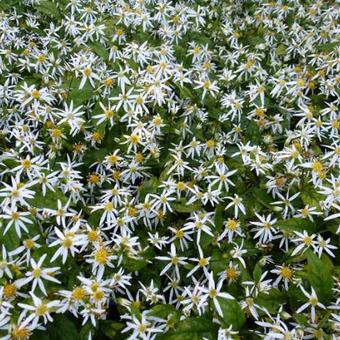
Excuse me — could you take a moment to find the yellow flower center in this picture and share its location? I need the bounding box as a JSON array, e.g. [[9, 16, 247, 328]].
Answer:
[[31, 89, 41, 99], [3, 283, 17, 299], [11, 327, 30, 340], [92, 132, 103, 142], [107, 154, 119, 165], [135, 153, 144, 163], [51, 128, 62, 138], [296, 78, 305, 87], [176, 182, 186, 191], [105, 202, 114, 212], [95, 248, 108, 265], [62, 237, 73, 248], [303, 236, 312, 246], [226, 267, 238, 281], [309, 297, 318, 305], [137, 324, 147, 333], [72, 287, 86, 300], [226, 219, 238, 231], [93, 289, 104, 301], [312, 161, 323, 173], [198, 258, 208, 266], [36, 304, 48, 316], [175, 229, 184, 239], [87, 230, 98, 242], [88, 174, 100, 184], [171, 256, 179, 265], [21, 159, 32, 169], [83, 67, 92, 77], [280, 266, 293, 279], [206, 140, 215, 149], [129, 134, 140, 144], [11, 212, 20, 220], [24, 239, 35, 249]]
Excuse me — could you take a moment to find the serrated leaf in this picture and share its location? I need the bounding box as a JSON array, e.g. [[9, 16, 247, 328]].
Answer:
[[69, 79, 94, 105], [300, 184, 323, 208], [255, 289, 285, 314], [276, 218, 315, 233], [172, 199, 200, 213], [33, 314, 80, 340], [306, 251, 333, 302], [214, 204, 224, 231], [36, 0, 61, 18], [158, 317, 218, 340], [253, 187, 273, 209], [316, 42, 339, 52], [89, 42, 109, 60], [29, 187, 68, 209], [123, 256, 148, 272], [149, 304, 177, 319], [217, 298, 246, 330], [0, 226, 20, 251], [253, 261, 262, 283], [139, 177, 160, 200], [100, 321, 124, 339]]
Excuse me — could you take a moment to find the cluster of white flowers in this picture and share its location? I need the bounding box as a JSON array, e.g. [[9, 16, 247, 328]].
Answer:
[[0, 0, 339, 339]]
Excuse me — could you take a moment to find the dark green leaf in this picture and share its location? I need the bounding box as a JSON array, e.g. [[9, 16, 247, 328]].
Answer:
[[306, 251, 333, 302], [158, 317, 218, 340], [218, 298, 246, 330], [276, 218, 315, 233]]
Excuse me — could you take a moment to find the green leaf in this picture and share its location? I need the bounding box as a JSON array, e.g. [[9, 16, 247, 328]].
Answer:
[[158, 317, 218, 340], [300, 184, 323, 208], [253, 261, 262, 283], [243, 119, 261, 143], [276, 218, 315, 233], [33, 314, 80, 340], [100, 321, 124, 339], [255, 289, 285, 314], [29, 187, 68, 209], [69, 79, 94, 105], [252, 187, 273, 209], [35, 1, 61, 19], [0, 226, 20, 252], [217, 298, 246, 331], [139, 177, 160, 200], [214, 205, 224, 232], [89, 42, 109, 60], [149, 304, 178, 319], [123, 256, 148, 272], [83, 147, 110, 167], [276, 44, 287, 56], [316, 41, 339, 52], [172, 198, 200, 213], [292, 313, 308, 326], [306, 251, 333, 302]]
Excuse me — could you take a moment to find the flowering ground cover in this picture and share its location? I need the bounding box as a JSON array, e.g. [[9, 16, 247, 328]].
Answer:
[[0, 0, 339, 339]]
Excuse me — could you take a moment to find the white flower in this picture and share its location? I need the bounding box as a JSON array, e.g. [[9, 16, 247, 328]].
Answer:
[[250, 213, 277, 244], [313, 235, 337, 258], [0, 207, 33, 237], [296, 286, 325, 323], [291, 231, 316, 256], [121, 311, 166, 339], [18, 293, 60, 328], [57, 101, 85, 136], [16, 254, 60, 295], [155, 243, 188, 279], [199, 272, 234, 317], [49, 226, 84, 263], [225, 194, 246, 218]]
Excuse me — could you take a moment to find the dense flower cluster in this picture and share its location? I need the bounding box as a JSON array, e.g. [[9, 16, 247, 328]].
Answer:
[[0, 0, 339, 339]]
